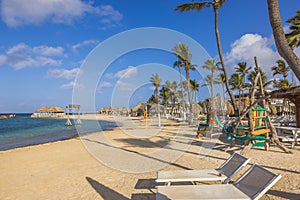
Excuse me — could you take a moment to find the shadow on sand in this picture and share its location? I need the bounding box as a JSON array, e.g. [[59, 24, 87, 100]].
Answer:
[[86, 177, 129, 200], [86, 177, 156, 200]]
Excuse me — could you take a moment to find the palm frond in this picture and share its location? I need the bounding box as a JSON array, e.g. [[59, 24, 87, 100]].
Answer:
[[175, 2, 211, 12]]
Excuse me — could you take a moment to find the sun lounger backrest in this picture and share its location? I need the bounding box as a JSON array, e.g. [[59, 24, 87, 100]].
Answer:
[[217, 153, 250, 181], [233, 164, 281, 200]]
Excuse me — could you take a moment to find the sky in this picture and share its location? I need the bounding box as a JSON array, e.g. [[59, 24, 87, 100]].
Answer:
[[0, 0, 299, 113]]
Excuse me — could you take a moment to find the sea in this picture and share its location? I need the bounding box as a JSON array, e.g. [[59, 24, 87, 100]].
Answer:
[[0, 114, 118, 151]]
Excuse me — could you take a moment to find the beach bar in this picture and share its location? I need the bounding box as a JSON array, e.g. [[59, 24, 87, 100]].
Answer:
[[31, 106, 65, 118], [269, 86, 300, 128]]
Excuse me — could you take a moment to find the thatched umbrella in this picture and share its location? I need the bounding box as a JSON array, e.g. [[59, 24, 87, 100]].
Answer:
[[131, 103, 146, 116], [192, 103, 202, 116], [268, 104, 277, 115], [35, 106, 64, 113], [121, 107, 129, 115], [226, 101, 234, 116]]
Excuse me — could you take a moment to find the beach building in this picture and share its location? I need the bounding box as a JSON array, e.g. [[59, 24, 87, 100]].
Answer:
[[0, 114, 16, 119], [31, 106, 65, 118]]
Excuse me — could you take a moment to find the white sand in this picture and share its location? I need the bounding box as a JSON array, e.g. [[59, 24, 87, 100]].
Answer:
[[0, 115, 299, 199]]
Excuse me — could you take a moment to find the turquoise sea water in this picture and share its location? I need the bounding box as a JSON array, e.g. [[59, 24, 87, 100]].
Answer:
[[0, 114, 117, 151]]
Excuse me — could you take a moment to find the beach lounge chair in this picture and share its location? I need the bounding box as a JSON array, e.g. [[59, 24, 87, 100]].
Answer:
[[156, 164, 281, 200], [156, 153, 250, 185]]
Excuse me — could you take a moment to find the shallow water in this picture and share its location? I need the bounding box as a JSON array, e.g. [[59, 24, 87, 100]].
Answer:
[[0, 114, 117, 150]]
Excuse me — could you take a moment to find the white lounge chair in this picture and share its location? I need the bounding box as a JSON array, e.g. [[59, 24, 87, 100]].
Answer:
[[156, 164, 281, 200], [156, 153, 250, 185]]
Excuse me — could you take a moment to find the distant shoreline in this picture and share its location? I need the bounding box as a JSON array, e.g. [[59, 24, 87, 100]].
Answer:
[[0, 114, 120, 151]]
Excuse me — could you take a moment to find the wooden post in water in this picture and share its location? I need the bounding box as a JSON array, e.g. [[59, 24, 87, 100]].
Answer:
[[65, 105, 72, 126], [75, 105, 81, 125]]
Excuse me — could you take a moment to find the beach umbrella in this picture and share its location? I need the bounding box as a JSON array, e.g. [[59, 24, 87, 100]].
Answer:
[[35, 106, 64, 113]]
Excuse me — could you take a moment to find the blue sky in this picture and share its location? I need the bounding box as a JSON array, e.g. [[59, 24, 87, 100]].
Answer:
[[0, 0, 299, 113]]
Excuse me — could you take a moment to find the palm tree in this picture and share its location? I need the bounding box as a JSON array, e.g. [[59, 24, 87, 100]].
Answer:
[[272, 60, 293, 117], [164, 80, 177, 115], [285, 10, 300, 50], [274, 78, 294, 116], [247, 68, 274, 94], [150, 73, 162, 104], [175, 0, 239, 116], [247, 68, 268, 86], [190, 79, 199, 102], [159, 86, 171, 108], [275, 79, 294, 89], [173, 43, 196, 123], [235, 62, 251, 109], [235, 62, 252, 83], [230, 73, 244, 115], [173, 59, 186, 117], [271, 59, 289, 79], [201, 59, 221, 98], [169, 81, 179, 115], [217, 73, 226, 99], [147, 95, 156, 104], [267, 0, 300, 81], [203, 75, 220, 97]]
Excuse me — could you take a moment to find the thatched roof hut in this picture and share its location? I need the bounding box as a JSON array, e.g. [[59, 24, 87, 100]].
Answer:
[[35, 106, 64, 113], [192, 102, 202, 115], [31, 106, 65, 118], [226, 100, 234, 116], [269, 86, 300, 127], [131, 103, 147, 116]]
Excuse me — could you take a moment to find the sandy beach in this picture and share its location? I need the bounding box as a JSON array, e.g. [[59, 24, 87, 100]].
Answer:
[[0, 115, 299, 200]]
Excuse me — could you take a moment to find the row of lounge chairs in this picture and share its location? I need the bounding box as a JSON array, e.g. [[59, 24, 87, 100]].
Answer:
[[155, 153, 281, 200]]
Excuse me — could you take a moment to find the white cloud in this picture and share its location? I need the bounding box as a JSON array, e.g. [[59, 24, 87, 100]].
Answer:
[[98, 81, 112, 88], [46, 68, 80, 79], [104, 73, 114, 79], [60, 81, 75, 90], [71, 40, 99, 52], [283, 25, 290, 33], [60, 80, 83, 90], [116, 81, 135, 92], [224, 33, 280, 76], [149, 85, 155, 91], [33, 46, 64, 56], [0, 55, 5, 65], [0, 43, 63, 70], [115, 66, 138, 79], [1, 0, 122, 27]]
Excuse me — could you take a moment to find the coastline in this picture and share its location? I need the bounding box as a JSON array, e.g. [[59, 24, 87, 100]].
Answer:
[[0, 114, 119, 151], [0, 116, 299, 199]]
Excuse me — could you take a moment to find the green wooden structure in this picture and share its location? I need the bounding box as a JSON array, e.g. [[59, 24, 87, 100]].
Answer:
[[227, 105, 271, 150]]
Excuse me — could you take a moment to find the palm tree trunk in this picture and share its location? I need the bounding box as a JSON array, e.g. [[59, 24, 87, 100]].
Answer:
[[186, 69, 193, 124], [214, 7, 238, 116], [238, 90, 241, 116], [178, 65, 186, 117], [267, 0, 300, 81]]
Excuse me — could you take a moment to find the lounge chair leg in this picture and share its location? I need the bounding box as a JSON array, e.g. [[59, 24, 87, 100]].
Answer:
[[241, 143, 253, 155], [264, 141, 270, 151], [225, 140, 235, 152]]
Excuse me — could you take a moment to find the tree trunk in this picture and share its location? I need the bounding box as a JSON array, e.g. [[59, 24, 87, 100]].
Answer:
[[186, 69, 194, 124], [178, 65, 186, 116], [214, 7, 238, 116], [267, 0, 300, 81]]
